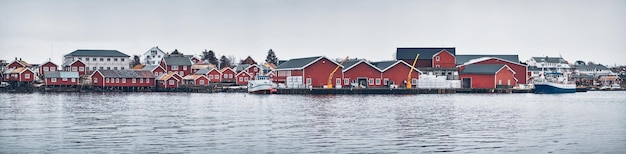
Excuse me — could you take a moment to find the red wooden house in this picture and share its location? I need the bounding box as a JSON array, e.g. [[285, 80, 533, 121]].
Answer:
[[7, 58, 31, 69], [183, 74, 210, 86], [457, 57, 527, 85], [274, 56, 342, 87], [206, 69, 222, 83], [372, 60, 422, 87], [235, 71, 252, 85], [220, 67, 236, 83], [458, 64, 517, 89], [44, 71, 79, 86], [40, 61, 59, 75], [266, 71, 278, 82], [140, 65, 166, 77], [157, 72, 183, 88], [395, 48, 456, 68], [3, 67, 35, 82], [90, 70, 155, 87], [245, 64, 263, 77], [62, 59, 87, 75], [342, 60, 383, 88], [160, 56, 193, 76]]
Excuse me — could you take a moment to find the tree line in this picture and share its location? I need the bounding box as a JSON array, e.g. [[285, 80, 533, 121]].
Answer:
[[130, 49, 279, 69]]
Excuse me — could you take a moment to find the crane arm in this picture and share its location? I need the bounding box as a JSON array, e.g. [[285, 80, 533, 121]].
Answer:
[[407, 54, 419, 88], [328, 56, 349, 88]]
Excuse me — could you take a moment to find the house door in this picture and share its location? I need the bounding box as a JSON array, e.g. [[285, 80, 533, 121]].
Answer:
[[462, 78, 471, 89], [357, 78, 367, 88]]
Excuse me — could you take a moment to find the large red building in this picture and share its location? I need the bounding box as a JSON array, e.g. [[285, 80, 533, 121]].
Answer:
[[44, 71, 79, 86], [457, 57, 527, 85], [342, 60, 383, 87], [371, 60, 422, 87], [459, 64, 517, 89], [160, 56, 193, 77], [90, 70, 155, 87], [274, 56, 342, 87]]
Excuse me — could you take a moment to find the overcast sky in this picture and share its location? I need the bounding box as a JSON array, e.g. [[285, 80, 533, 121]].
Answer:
[[1, 0, 625, 66]]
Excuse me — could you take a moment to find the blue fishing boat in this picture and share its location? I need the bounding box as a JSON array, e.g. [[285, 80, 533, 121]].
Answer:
[[534, 72, 576, 94]]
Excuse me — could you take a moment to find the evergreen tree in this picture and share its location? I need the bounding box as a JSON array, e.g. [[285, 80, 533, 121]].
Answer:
[[130, 55, 141, 67], [207, 50, 218, 65], [219, 55, 232, 69], [265, 49, 278, 65]]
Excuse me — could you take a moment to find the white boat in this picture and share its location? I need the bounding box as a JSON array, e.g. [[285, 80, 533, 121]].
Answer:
[[534, 72, 576, 94], [600, 84, 622, 90], [247, 75, 276, 94]]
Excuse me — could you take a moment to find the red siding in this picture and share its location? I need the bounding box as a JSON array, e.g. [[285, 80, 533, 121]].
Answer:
[[495, 67, 517, 86], [220, 68, 236, 83], [207, 70, 222, 83], [7, 61, 25, 69], [402, 60, 432, 68], [460, 74, 495, 89], [46, 77, 79, 86], [343, 62, 382, 87], [91, 72, 104, 87], [432, 50, 456, 68], [381, 63, 420, 87], [302, 57, 342, 87], [72, 61, 87, 75], [195, 77, 209, 85], [463, 58, 527, 84], [159, 78, 180, 88], [166, 65, 192, 77], [246, 65, 262, 77], [7, 69, 35, 82], [151, 66, 166, 77], [236, 72, 251, 85], [90, 71, 155, 87], [40, 62, 58, 75]]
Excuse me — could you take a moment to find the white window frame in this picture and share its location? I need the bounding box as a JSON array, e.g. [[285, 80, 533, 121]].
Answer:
[[336, 78, 341, 86], [239, 77, 243, 81], [94, 78, 98, 83], [25, 74, 30, 79], [106, 78, 110, 83], [169, 80, 174, 85], [344, 78, 349, 85], [50, 67, 56, 71], [63, 78, 68, 81], [43, 67, 49, 72], [71, 78, 76, 82], [306, 78, 312, 85], [140, 78, 144, 83], [435, 56, 440, 61], [384, 78, 389, 85], [209, 75, 213, 79], [72, 66, 77, 71], [182, 66, 187, 70], [376, 78, 381, 85], [79, 67, 84, 71], [229, 74, 233, 78], [199, 80, 205, 85], [171, 65, 178, 70], [51, 78, 57, 82], [146, 79, 150, 83], [122, 78, 126, 83], [132, 78, 136, 83]]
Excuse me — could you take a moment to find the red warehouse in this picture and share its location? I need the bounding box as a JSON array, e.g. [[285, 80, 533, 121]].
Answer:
[[161, 56, 193, 76], [90, 70, 155, 88], [342, 60, 383, 88], [44, 71, 79, 86], [62, 59, 87, 75], [235, 71, 252, 85], [457, 57, 527, 85], [156, 72, 183, 89], [372, 60, 422, 87], [459, 64, 517, 89], [183, 74, 210, 86], [220, 67, 236, 83], [40, 61, 59, 75], [3, 67, 35, 82], [274, 56, 342, 87]]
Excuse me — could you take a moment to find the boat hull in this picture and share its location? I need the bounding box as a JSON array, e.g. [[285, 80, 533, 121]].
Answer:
[[247, 80, 276, 94], [534, 82, 576, 94]]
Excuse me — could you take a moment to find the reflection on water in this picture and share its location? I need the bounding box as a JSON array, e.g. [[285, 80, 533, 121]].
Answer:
[[1, 92, 625, 153]]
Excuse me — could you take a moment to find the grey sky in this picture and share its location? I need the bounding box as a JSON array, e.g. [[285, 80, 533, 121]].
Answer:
[[1, 0, 624, 66]]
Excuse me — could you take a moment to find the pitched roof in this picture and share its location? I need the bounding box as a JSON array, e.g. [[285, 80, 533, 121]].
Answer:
[[163, 56, 193, 66], [143, 46, 165, 55], [11, 59, 31, 67], [341, 60, 381, 72], [396, 48, 456, 60], [41, 61, 58, 66], [191, 64, 213, 70], [156, 72, 181, 81], [62, 59, 85, 67], [460, 64, 508, 75], [132, 64, 146, 69], [241, 56, 257, 65], [44, 71, 79, 78], [194, 68, 210, 75], [219, 67, 235, 73], [275, 56, 327, 70], [574, 64, 610, 71], [183, 74, 207, 80], [65, 49, 129, 57], [456, 55, 520, 65], [370, 61, 397, 71], [3, 68, 15, 74], [95, 70, 155, 78], [141, 65, 161, 71], [531, 57, 567, 64]]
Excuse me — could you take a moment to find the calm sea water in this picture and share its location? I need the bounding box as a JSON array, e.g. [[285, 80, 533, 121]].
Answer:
[[1, 92, 625, 153]]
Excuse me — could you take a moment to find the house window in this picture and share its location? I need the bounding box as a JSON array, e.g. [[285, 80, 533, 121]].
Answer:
[[86, 58, 89, 61], [71, 78, 76, 82], [336, 78, 341, 86], [376, 78, 381, 85], [72, 67, 77, 71], [116, 78, 119, 83], [94, 78, 98, 83], [63, 78, 67, 81], [239, 77, 243, 81], [100, 67, 104, 70], [171, 66, 178, 70], [114, 58, 118, 62], [51, 67, 56, 71], [254, 67, 258, 72], [93, 67, 97, 70], [114, 67, 118, 70], [435, 56, 440, 61], [122, 78, 126, 83], [179, 71, 184, 76], [306, 78, 312, 85], [229, 74, 233, 78], [499, 80, 502, 85], [106, 78, 110, 83], [146, 79, 150, 83], [344, 78, 350, 85], [199, 80, 205, 85], [79, 67, 84, 71], [412, 78, 418, 85], [43, 67, 49, 72], [182, 66, 187, 70], [369, 78, 374, 85], [244, 77, 248, 81], [140, 78, 144, 83], [435, 65, 440, 68], [93, 58, 96, 61], [100, 58, 103, 61], [51, 78, 56, 82], [384, 78, 389, 85], [24, 74, 30, 79], [507, 79, 511, 85], [107, 58, 111, 61], [215, 75, 219, 79], [121, 59, 125, 62], [78, 57, 82, 60], [132, 78, 136, 83], [169, 80, 174, 85], [209, 75, 213, 79], [121, 67, 124, 70], [107, 67, 111, 70]]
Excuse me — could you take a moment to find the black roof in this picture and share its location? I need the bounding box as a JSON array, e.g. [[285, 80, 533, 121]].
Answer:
[[275, 56, 322, 70], [341, 59, 362, 71], [456, 55, 519, 65], [531, 57, 567, 63], [370, 61, 398, 71], [396, 48, 456, 60], [65, 49, 129, 57], [460, 64, 506, 75], [574, 64, 610, 70]]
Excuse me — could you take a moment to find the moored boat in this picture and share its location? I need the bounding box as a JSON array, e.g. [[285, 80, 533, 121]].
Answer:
[[247, 75, 276, 94], [534, 72, 576, 94]]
